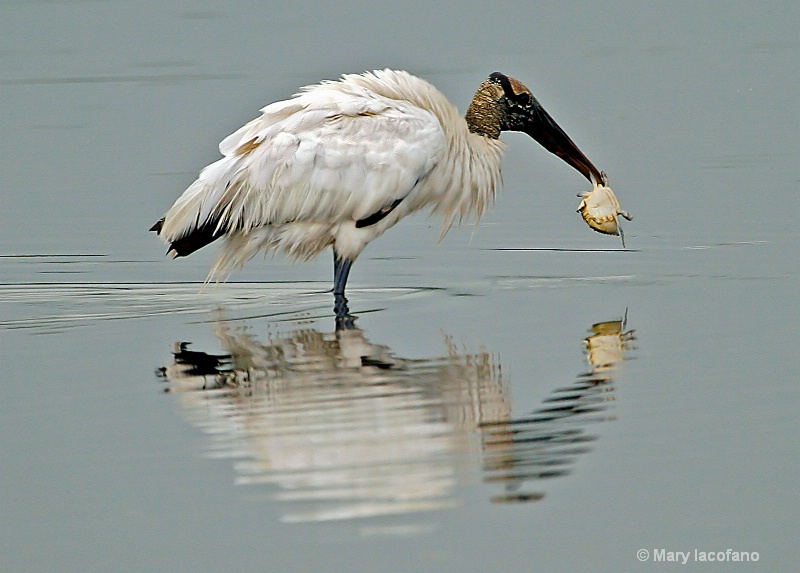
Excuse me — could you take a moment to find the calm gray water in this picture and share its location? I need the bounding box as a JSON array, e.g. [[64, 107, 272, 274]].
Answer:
[[2, 1, 798, 572]]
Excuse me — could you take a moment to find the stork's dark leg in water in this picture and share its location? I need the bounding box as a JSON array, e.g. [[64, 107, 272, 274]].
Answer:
[[333, 251, 355, 329]]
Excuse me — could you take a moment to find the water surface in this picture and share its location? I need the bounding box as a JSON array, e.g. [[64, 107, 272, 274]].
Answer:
[[2, 1, 798, 572]]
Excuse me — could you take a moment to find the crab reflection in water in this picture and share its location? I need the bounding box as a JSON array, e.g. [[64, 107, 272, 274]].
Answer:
[[157, 314, 635, 522]]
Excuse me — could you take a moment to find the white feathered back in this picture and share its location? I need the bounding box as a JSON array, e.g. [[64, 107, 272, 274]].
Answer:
[[156, 70, 505, 280]]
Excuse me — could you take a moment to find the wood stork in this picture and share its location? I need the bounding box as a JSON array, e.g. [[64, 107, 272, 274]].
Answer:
[[151, 69, 604, 319]]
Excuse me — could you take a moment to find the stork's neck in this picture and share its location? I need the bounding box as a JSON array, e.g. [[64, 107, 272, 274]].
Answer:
[[465, 79, 503, 139], [431, 114, 505, 237]]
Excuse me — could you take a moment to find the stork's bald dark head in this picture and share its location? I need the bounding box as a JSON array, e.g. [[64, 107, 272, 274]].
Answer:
[[466, 72, 603, 183]]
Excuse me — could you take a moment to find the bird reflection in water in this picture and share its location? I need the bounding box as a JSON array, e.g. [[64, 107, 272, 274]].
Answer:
[[157, 313, 634, 522], [482, 314, 636, 503]]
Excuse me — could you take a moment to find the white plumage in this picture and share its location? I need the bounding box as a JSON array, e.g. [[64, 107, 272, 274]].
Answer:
[[152, 69, 603, 315]]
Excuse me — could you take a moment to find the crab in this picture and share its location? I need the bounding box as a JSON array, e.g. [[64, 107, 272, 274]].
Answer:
[[577, 172, 632, 247]]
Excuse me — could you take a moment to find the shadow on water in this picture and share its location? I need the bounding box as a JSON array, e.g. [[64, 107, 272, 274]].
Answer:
[[156, 312, 636, 523]]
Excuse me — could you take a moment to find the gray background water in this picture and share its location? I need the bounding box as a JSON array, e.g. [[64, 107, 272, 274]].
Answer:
[[1, 1, 798, 572]]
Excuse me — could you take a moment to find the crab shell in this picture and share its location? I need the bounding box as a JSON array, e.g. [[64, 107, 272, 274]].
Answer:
[[577, 184, 632, 236]]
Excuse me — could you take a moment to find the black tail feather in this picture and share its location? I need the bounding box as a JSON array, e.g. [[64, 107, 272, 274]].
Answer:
[[150, 217, 223, 258], [169, 224, 224, 257]]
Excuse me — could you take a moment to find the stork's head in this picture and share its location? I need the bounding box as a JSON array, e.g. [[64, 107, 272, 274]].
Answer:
[[466, 72, 603, 183]]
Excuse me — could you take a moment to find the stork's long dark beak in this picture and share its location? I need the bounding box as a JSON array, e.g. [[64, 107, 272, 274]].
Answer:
[[522, 101, 603, 184]]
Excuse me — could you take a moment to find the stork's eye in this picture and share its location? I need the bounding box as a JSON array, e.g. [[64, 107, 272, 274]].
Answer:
[[515, 92, 531, 106]]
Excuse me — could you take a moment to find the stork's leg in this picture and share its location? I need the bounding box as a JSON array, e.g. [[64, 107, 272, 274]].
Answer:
[[333, 252, 353, 296], [333, 251, 355, 329]]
